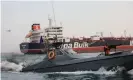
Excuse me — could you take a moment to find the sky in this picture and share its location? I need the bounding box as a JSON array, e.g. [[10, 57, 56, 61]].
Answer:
[[1, 1, 133, 53]]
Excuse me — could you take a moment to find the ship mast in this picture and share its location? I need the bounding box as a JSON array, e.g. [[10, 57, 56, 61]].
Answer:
[[124, 30, 127, 39], [110, 32, 113, 37], [48, 15, 52, 27], [101, 32, 103, 38], [51, 0, 56, 27], [60, 22, 63, 27]]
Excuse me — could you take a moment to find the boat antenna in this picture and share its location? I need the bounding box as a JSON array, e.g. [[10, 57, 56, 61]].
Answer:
[[51, 0, 56, 27]]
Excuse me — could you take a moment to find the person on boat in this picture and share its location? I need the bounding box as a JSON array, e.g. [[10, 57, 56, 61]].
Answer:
[[104, 43, 110, 56]]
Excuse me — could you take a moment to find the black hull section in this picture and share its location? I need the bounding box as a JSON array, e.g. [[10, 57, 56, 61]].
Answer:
[[22, 53, 133, 73], [20, 42, 45, 54]]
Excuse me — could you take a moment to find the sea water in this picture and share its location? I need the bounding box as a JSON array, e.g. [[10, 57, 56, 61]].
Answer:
[[1, 52, 133, 80]]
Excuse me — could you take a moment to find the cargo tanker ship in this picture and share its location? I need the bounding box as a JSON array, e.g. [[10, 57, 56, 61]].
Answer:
[[20, 19, 133, 54]]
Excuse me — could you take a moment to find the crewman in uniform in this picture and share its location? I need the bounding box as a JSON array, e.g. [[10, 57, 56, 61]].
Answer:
[[104, 43, 110, 56]]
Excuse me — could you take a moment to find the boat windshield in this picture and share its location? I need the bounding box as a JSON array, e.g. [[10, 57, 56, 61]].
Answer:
[[64, 49, 77, 54]]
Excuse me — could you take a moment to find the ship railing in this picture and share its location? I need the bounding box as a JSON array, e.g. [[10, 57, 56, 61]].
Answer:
[[31, 30, 43, 33], [30, 35, 43, 38], [23, 38, 30, 42]]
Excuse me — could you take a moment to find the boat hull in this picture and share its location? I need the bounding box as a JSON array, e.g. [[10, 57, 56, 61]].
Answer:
[[22, 52, 133, 73]]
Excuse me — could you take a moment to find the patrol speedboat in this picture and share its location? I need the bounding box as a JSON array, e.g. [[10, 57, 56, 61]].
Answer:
[[22, 47, 133, 73]]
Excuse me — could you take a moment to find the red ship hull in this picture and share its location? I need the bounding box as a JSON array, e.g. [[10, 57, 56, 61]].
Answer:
[[73, 45, 133, 53], [20, 45, 133, 54]]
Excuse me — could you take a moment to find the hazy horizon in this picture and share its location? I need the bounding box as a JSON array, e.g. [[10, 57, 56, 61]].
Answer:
[[1, 1, 133, 53]]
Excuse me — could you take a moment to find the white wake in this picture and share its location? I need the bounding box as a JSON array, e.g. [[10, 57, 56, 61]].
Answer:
[[1, 61, 23, 72]]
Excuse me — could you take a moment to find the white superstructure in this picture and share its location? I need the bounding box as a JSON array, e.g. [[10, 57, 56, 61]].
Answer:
[[25, 18, 64, 43], [45, 26, 63, 41], [30, 30, 44, 43], [44, 17, 63, 42]]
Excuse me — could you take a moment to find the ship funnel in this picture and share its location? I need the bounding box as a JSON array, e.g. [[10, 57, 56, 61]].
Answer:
[[32, 24, 40, 31]]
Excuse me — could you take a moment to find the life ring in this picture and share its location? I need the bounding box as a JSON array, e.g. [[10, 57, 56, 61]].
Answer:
[[48, 51, 56, 60]]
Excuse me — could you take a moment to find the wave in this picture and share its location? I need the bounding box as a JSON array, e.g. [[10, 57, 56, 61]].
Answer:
[[1, 61, 23, 72], [128, 69, 133, 75], [1, 59, 125, 75], [1, 53, 45, 72], [45, 67, 127, 76]]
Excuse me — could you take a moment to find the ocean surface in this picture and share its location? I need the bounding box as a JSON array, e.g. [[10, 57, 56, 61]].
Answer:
[[1, 52, 133, 80]]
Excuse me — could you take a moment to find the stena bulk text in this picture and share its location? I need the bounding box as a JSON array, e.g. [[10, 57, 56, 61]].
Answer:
[[60, 42, 89, 49]]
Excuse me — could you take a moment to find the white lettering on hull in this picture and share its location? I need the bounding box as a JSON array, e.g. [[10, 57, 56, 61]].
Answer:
[[63, 44, 72, 48], [60, 42, 89, 49], [74, 42, 88, 48], [74, 42, 79, 48]]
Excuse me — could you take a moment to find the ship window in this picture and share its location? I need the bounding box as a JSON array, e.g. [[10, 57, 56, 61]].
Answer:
[[56, 50, 63, 55]]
